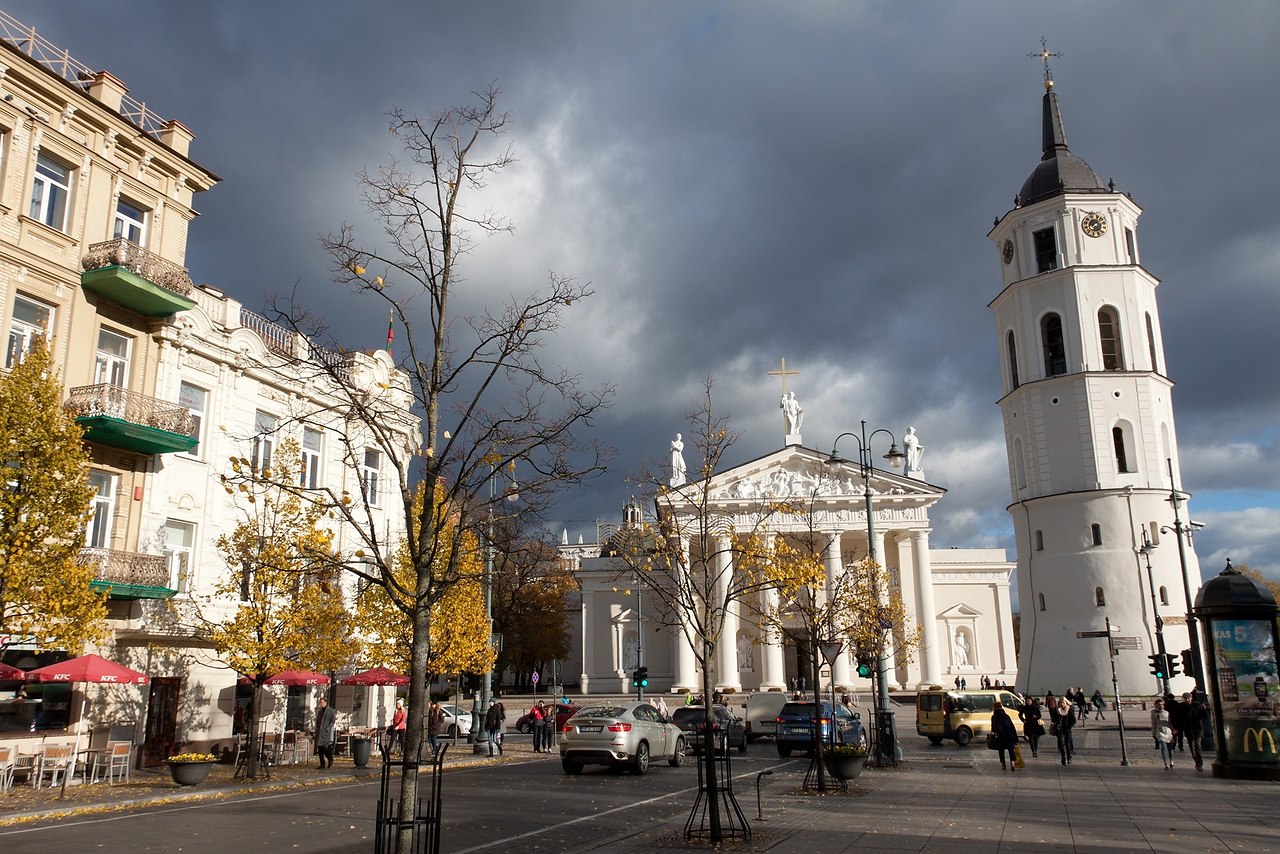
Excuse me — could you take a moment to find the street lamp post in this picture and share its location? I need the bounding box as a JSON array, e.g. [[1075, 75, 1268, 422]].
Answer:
[[1139, 529, 1170, 696], [471, 456, 518, 754], [826, 420, 906, 766]]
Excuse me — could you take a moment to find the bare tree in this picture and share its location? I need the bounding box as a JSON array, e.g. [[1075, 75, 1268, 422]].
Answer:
[[264, 86, 611, 852]]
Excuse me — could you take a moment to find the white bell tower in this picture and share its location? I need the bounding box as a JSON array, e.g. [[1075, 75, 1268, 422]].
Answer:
[[988, 66, 1201, 696]]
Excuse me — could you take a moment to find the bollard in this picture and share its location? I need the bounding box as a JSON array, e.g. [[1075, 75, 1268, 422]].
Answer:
[[755, 769, 774, 821]]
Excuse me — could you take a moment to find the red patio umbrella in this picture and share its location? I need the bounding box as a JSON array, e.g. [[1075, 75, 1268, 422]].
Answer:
[[339, 666, 409, 686], [264, 669, 331, 686], [24, 653, 149, 685], [0, 662, 25, 680]]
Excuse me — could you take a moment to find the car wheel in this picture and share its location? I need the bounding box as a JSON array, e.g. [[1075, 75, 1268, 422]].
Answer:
[[737, 738, 747, 754], [778, 745, 792, 758], [518, 722, 531, 735], [561, 758, 583, 775], [631, 741, 650, 775], [446, 724, 459, 738], [954, 726, 973, 747], [928, 736, 944, 745], [668, 737, 686, 767]]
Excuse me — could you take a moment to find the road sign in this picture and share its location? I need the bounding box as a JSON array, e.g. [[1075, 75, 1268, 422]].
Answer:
[[1109, 636, 1142, 649], [531, 672, 539, 684], [1077, 630, 1110, 638]]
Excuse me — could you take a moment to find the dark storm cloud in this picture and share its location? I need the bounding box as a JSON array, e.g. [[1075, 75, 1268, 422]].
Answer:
[[11, 0, 1278, 580]]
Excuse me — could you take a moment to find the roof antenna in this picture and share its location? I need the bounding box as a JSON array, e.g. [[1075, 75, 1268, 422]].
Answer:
[[1028, 36, 1061, 91]]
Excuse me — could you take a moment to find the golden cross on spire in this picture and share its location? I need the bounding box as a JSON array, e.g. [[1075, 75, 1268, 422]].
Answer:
[[1028, 36, 1061, 91], [767, 357, 799, 396]]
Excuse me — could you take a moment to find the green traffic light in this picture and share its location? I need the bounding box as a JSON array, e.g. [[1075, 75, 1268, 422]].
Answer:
[[856, 662, 872, 678]]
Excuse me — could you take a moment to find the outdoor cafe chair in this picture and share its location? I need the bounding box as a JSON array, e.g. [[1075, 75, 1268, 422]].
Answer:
[[0, 746, 14, 792], [34, 743, 74, 789], [91, 741, 132, 784]]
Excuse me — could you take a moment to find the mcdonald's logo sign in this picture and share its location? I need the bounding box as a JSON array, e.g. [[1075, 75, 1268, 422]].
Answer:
[[1242, 726, 1277, 755]]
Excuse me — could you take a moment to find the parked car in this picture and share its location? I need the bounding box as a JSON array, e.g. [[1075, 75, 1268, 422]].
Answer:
[[670, 704, 747, 753], [774, 700, 857, 758], [742, 691, 789, 742], [916, 689, 1024, 746], [559, 701, 687, 775], [516, 703, 581, 734], [439, 704, 473, 738]]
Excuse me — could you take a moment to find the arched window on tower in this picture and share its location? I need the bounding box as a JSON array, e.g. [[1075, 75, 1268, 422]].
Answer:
[[1041, 313, 1067, 377], [1095, 587, 1106, 606], [1038, 592, 1046, 611], [1146, 313, 1160, 373], [1034, 530, 1044, 551], [1112, 421, 1137, 474], [1014, 437, 1027, 491], [1159, 586, 1169, 606], [1007, 330, 1020, 390], [1090, 523, 1103, 546], [1098, 306, 1124, 370]]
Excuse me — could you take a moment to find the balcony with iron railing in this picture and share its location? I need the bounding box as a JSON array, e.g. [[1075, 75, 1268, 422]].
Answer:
[[81, 238, 196, 317], [80, 548, 174, 600], [65, 384, 196, 455]]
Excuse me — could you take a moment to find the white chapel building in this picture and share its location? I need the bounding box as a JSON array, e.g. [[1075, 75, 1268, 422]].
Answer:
[[989, 73, 1201, 696]]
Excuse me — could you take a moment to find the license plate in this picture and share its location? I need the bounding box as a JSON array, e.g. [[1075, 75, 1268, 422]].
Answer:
[[785, 727, 809, 735], [579, 725, 602, 733]]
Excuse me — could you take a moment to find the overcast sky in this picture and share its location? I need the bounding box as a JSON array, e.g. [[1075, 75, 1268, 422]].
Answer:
[[12, 1, 1279, 585]]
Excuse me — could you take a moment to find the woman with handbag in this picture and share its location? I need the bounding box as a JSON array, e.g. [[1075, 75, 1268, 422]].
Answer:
[[1019, 697, 1046, 758], [990, 701, 1020, 771], [1151, 698, 1175, 769], [1049, 697, 1076, 765]]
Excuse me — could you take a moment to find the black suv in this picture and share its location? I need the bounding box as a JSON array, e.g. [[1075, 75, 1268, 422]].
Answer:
[[670, 704, 747, 753], [774, 700, 856, 757]]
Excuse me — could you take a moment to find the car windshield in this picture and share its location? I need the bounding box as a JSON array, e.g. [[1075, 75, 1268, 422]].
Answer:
[[574, 705, 627, 719]]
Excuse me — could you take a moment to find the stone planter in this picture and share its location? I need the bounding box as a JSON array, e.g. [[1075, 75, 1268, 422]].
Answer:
[[824, 753, 867, 780], [167, 760, 215, 786]]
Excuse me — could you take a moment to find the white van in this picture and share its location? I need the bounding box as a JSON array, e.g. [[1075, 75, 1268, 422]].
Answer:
[[741, 691, 789, 742]]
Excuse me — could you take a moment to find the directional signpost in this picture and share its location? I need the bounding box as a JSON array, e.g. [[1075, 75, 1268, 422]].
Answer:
[[1079, 620, 1130, 765]]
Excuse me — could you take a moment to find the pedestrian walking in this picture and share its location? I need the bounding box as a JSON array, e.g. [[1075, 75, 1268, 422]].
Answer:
[[1019, 697, 1046, 758], [1181, 692, 1207, 770], [1074, 687, 1088, 725], [991, 700, 1020, 772], [314, 697, 336, 769], [1050, 697, 1076, 765], [426, 700, 444, 755], [530, 700, 548, 753], [1166, 693, 1188, 752], [1091, 688, 1106, 720], [388, 697, 408, 756], [485, 696, 506, 756], [1151, 698, 1175, 769]]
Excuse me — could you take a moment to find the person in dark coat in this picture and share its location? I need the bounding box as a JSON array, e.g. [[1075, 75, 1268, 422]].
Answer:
[[485, 697, 506, 756], [1166, 693, 1188, 752], [1019, 697, 1046, 758], [991, 700, 1020, 771], [1050, 697, 1076, 765], [1181, 692, 1208, 770], [314, 697, 337, 769]]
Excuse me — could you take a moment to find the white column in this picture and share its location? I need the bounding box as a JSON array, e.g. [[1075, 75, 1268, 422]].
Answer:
[[822, 533, 853, 687], [911, 530, 942, 687], [672, 538, 699, 693], [995, 569, 1018, 680], [580, 586, 594, 694], [760, 585, 787, 690], [716, 535, 742, 692]]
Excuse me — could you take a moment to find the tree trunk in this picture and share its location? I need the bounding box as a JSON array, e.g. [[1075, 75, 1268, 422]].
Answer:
[[701, 646, 723, 843], [394, 586, 432, 853]]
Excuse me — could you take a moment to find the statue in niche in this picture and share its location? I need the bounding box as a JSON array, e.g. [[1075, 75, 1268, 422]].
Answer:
[[624, 635, 640, 671], [953, 631, 970, 667], [737, 635, 754, 672]]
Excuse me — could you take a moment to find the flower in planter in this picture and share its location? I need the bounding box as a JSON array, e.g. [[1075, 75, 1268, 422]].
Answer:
[[167, 753, 217, 763], [825, 743, 869, 758]]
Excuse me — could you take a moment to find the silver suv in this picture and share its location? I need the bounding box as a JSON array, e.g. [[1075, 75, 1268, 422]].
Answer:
[[559, 701, 687, 775]]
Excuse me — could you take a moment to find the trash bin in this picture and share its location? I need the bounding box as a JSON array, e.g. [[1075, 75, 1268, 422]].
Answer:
[[351, 736, 372, 767]]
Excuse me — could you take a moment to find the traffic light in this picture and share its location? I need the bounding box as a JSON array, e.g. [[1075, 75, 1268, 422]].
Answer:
[[1149, 653, 1166, 678], [855, 653, 873, 679], [631, 666, 649, 689], [1180, 649, 1196, 679], [1165, 652, 1180, 678]]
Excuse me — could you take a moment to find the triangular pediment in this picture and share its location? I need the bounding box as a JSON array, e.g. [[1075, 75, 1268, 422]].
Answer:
[[939, 603, 983, 619]]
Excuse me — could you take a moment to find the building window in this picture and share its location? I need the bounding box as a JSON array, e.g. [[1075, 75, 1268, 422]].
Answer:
[[1033, 226, 1058, 273], [113, 198, 147, 245], [285, 686, 308, 732], [1124, 228, 1137, 264], [94, 328, 131, 388], [1038, 593, 1046, 611], [1034, 530, 1044, 551], [1041, 313, 1067, 377], [163, 519, 195, 593], [1090, 523, 1103, 546], [1112, 421, 1137, 474], [251, 411, 276, 473], [361, 448, 381, 507], [300, 426, 322, 489], [1098, 306, 1124, 370], [1014, 437, 1027, 490], [1006, 330, 1019, 390], [1145, 313, 1159, 372], [30, 153, 72, 230], [86, 470, 115, 549], [5, 294, 54, 368], [1159, 586, 1169, 606], [178, 383, 207, 457], [1094, 587, 1106, 606]]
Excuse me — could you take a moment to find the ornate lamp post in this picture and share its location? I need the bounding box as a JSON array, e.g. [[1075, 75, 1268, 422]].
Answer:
[[826, 421, 906, 765], [471, 455, 518, 753]]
